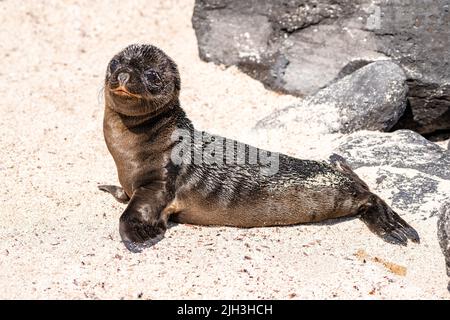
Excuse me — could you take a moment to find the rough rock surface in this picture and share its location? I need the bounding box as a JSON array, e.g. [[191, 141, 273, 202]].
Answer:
[[192, 0, 450, 134], [438, 202, 450, 290], [335, 130, 450, 220], [256, 61, 408, 134]]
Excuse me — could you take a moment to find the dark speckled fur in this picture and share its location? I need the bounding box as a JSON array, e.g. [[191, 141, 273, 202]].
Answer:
[[99, 44, 420, 252]]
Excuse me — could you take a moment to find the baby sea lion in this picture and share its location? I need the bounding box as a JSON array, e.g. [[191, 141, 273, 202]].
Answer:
[[99, 44, 420, 252]]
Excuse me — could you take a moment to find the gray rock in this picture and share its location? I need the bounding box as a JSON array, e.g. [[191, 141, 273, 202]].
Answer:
[[438, 202, 450, 290], [336, 130, 450, 180], [256, 61, 407, 134], [334, 130, 450, 219], [192, 0, 450, 134], [336, 130, 450, 219]]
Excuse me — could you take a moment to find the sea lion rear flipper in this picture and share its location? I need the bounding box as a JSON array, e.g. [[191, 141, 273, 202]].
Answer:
[[98, 185, 130, 204], [359, 194, 420, 246]]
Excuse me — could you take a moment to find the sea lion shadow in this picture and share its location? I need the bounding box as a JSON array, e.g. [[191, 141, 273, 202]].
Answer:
[[124, 218, 357, 253], [301, 215, 357, 227], [167, 221, 179, 230]]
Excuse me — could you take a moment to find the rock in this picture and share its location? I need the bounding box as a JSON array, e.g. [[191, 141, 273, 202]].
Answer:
[[255, 61, 407, 134], [192, 0, 450, 134], [438, 202, 450, 291], [334, 130, 450, 219]]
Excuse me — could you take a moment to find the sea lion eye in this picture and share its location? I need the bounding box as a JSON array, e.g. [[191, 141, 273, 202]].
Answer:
[[109, 59, 119, 73], [144, 70, 162, 85]]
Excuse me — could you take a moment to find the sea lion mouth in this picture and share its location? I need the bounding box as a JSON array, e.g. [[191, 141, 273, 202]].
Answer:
[[111, 87, 141, 99]]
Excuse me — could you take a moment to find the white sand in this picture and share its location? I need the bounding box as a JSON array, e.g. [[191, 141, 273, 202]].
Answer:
[[0, 0, 448, 299]]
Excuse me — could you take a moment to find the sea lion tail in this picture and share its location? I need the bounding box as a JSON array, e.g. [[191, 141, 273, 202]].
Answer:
[[329, 153, 370, 191], [358, 194, 420, 246]]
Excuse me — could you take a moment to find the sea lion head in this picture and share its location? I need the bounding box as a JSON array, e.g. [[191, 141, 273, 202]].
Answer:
[[104, 44, 180, 117]]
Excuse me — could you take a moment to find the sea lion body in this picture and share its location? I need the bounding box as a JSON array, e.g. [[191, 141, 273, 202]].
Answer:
[[103, 104, 362, 228], [99, 44, 419, 252], [171, 154, 362, 227]]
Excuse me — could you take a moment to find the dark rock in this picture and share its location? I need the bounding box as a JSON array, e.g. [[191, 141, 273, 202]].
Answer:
[[335, 130, 450, 219], [256, 61, 407, 134], [334, 60, 373, 81], [438, 202, 450, 290], [192, 0, 450, 134]]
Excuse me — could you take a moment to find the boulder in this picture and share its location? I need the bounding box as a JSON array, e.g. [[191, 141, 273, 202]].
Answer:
[[255, 61, 407, 134], [192, 0, 450, 134], [334, 130, 450, 219], [438, 202, 450, 291]]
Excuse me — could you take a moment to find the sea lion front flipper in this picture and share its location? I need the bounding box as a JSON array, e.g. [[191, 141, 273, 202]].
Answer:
[[359, 194, 420, 246], [118, 185, 169, 253], [98, 185, 130, 204]]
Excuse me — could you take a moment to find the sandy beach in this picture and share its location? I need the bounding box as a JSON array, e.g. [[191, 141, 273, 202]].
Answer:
[[0, 0, 448, 299]]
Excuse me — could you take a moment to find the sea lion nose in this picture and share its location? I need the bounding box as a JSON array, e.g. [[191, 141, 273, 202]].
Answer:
[[117, 72, 130, 85]]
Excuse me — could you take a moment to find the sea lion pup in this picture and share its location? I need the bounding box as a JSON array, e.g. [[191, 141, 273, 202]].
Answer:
[[99, 44, 420, 252]]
